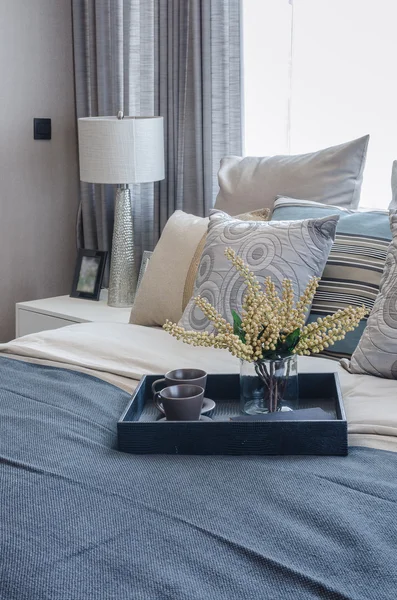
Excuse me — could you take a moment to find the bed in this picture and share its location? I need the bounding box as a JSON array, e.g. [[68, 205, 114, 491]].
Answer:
[[0, 321, 396, 599]]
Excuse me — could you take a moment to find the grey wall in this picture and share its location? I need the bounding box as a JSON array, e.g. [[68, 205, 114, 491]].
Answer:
[[0, 0, 79, 341]]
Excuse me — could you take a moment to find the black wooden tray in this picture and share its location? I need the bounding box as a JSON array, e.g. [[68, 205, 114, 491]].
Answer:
[[117, 373, 347, 456]]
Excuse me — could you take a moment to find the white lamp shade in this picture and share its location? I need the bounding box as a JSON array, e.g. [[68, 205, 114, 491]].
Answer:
[[78, 116, 165, 184]]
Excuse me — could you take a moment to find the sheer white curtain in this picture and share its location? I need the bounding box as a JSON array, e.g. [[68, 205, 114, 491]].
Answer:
[[243, 0, 397, 208]]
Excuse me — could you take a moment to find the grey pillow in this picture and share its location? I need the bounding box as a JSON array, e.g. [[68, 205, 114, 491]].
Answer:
[[179, 209, 339, 332], [215, 135, 369, 215], [390, 160, 397, 210], [349, 211, 397, 379]]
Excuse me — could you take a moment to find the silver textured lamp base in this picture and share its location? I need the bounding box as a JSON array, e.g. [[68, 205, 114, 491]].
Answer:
[[108, 185, 137, 307]]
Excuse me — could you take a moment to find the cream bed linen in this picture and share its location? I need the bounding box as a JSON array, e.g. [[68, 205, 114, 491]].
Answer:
[[0, 322, 396, 452]]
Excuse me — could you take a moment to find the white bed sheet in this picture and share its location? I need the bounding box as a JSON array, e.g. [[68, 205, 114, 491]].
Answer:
[[1, 322, 396, 452]]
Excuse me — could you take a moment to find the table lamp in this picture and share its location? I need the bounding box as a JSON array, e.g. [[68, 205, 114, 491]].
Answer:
[[77, 113, 164, 307]]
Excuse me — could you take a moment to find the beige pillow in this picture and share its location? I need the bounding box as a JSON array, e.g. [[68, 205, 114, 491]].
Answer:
[[215, 135, 369, 215], [129, 208, 269, 327]]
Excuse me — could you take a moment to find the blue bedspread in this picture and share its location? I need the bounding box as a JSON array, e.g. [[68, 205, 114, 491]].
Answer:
[[0, 357, 396, 600]]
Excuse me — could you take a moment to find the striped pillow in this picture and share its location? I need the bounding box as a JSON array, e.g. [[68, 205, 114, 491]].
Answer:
[[271, 198, 392, 360]]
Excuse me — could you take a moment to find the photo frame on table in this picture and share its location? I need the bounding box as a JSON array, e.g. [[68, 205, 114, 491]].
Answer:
[[70, 249, 108, 301], [137, 251, 152, 291]]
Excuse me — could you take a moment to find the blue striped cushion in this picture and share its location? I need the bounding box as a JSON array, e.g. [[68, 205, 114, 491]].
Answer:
[[271, 198, 392, 360]]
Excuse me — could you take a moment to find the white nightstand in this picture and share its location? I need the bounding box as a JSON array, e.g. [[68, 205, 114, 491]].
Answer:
[[15, 290, 131, 337]]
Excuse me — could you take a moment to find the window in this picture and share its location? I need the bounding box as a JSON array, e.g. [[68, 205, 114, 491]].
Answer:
[[243, 0, 397, 208]]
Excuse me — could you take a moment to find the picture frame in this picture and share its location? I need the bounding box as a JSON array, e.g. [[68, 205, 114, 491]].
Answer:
[[136, 250, 152, 291], [70, 249, 108, 301]]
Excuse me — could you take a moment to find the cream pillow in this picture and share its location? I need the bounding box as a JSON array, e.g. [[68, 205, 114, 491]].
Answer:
[[129, 208, 270, 327]]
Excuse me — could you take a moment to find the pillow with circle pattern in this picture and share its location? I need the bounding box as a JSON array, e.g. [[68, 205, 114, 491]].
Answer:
[[178, 209, 339, 332]]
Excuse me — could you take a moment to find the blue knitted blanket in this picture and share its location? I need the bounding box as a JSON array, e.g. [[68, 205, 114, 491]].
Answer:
[[0, 357, 396, 600]]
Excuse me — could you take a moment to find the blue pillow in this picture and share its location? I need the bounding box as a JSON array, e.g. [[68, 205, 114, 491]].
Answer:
[[271, 198, 392, 360]]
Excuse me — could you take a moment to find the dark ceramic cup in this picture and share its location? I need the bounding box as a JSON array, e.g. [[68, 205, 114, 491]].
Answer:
[[152, 368, 207, 408], [158, 384, 204, 421]]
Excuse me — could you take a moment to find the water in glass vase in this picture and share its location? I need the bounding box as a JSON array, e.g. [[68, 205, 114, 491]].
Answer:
[[240, 355, 299, 415]]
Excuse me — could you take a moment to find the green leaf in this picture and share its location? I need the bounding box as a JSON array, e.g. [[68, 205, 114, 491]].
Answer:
[[231, 310, 246, 344], [257, 326, 266, 340], [231, 309, 242, 333], [281, 328, 301, 353]]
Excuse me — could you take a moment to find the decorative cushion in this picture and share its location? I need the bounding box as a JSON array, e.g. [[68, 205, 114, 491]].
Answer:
[[271, 197, 392, 360], [215, 135, 369, 215], [390, 160, 397, 210], [129, 208, 270, 327], [179, 209, 338, 332], [349, 211, 397, 378]]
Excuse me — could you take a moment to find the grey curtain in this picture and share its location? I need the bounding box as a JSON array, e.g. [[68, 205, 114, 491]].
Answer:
[[72, 0, 242, 274]]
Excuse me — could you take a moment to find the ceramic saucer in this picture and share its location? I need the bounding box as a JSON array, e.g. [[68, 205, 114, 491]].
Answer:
[[157, 415, 213, 422], [156, 397, 216, 416]]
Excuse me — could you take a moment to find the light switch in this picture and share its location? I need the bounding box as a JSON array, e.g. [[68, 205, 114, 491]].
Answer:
[[34, 118, 51, 140]]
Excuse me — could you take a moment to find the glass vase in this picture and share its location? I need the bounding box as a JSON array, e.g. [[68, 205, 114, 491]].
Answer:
[[240, 355, 299, 415]]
